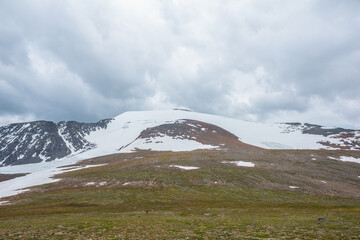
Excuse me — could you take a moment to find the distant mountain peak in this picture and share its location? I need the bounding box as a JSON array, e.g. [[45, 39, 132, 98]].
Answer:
[[1, 110, 359, 167]]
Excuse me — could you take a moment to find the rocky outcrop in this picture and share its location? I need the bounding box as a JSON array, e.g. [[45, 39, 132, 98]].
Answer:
[[283, 123, 360, 150], [0, 119, 112, 166]]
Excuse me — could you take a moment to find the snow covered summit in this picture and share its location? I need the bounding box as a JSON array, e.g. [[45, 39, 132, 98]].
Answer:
[[1, 109, 359, 167]]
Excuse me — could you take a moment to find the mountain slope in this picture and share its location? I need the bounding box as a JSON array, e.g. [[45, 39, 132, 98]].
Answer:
[[0, 110, 360, 239], [0, 119, 111, 166], [120, 119, 258, 152], [1, 109, 360, 167]]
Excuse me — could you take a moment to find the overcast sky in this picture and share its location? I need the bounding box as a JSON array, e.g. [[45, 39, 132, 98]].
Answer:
[[0, 0, 359, 128]]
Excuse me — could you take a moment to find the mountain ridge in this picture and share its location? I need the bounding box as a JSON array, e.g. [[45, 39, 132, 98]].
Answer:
[[0, 119, 112, 166], [1, 109, 359, 167]]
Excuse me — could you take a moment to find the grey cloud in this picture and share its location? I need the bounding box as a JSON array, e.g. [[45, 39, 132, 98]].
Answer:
[[0, 0, 359, 128]]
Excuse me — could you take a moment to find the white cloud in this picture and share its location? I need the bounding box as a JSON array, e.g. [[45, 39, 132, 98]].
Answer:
[[0, 114, 36, 127], [0, 0, 359, 128]]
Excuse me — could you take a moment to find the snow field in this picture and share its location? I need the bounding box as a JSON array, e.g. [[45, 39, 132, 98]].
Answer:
[[328, 156, 360, 164], [0, 159, 107, 202]]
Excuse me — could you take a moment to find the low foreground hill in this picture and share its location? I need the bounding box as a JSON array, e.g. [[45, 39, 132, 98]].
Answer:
[[0, 147, 360, 239]]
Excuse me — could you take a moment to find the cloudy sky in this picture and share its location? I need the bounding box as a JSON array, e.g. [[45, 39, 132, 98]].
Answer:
[[0, 0, 359, 128]]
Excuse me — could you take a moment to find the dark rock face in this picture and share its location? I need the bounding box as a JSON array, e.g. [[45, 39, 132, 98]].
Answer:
[[0, 121, 69, 166], [57, 119, 112, 153], [301, 123, 353, 137], [0, 119, 112, 166], [284, 123, 360, 150], [284, 123, 354, 137]]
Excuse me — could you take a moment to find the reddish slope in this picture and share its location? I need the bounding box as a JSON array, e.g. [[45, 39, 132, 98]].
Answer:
[[138, 119, 260, 149]]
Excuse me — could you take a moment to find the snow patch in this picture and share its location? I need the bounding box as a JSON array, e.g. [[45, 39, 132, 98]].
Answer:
[[85, 182, 96, 186], [169, 165, 199, 170], [328, 156, 360, 164], [186, 123, 198, 128], [289, 186, 299, 189], [339, 156, 360, 164], [98, 181, 107, 186], [120, 136, 217, 152], [321, 126, 337, 130], [222, 161, 255, 167]]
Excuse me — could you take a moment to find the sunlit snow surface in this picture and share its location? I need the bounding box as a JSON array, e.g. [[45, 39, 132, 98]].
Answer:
[[121, 136, 217, 152], [0, 154, 106, 202], [327, 156, 360, 164], [339, 156, 360, 164], [222, 161, 255, 167], [169, 165, 199, 170], [0, 110, 352, 202]]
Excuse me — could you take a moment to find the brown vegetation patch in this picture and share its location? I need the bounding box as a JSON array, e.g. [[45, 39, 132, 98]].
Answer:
[[319, 141, 351, 150], [138, 119, 259, 149], [319, 139, 360, 150], [0, 173, 27, 182], [332, 132, 356, 139]]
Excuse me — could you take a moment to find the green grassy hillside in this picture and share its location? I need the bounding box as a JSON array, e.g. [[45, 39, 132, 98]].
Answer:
[[1, 149, 360, 239]]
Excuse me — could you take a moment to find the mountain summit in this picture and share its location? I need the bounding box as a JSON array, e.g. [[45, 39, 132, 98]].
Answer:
[[1, 110, 359, 167]]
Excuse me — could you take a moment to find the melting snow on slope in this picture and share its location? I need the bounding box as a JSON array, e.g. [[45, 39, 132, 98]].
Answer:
[[0, 155, 107, 202], [85, 182, 96, 186], [327, 156, 360, 164], [222, 161, 255, 167], [82, 110, 335, 154], [289, 186, 299, 189], [339, 156, 360, 164], [42, 109, 349, 161], [121, 136, 217, 152], [169, 165, 199, 170]]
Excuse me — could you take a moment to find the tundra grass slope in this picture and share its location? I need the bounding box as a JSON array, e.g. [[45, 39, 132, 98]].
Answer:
[[1, 149, 360, 239]]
